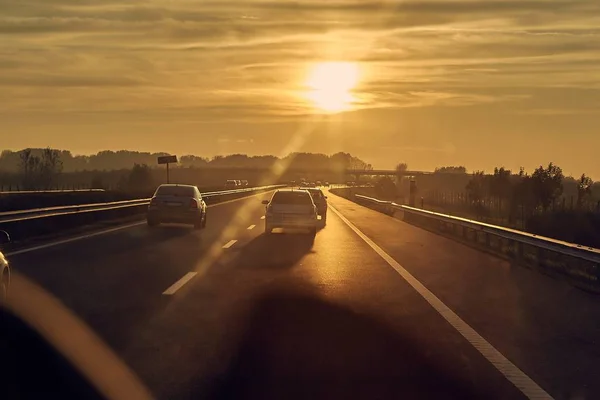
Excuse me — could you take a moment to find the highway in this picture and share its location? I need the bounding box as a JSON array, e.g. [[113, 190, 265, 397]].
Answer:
[[6, 189, 600, 399]]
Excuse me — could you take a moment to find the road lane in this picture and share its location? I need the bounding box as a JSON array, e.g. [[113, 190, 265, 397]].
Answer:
[[326, 190, 600, 399], [8, 192, 272, 354], [7, 186, 584, 399], [90, 197, 524, 399]]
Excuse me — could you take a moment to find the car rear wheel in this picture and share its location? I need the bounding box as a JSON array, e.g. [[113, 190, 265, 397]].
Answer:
[[202, 213, 207, 228], [193, 219, 203, 230], [309, 227, 317, 236], [265, 226, 272, 235]]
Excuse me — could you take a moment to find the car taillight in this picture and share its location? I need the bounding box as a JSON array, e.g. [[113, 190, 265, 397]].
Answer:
[[190, 199, 199, 209]]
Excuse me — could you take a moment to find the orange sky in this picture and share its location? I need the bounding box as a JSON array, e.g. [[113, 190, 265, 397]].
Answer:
[[1, 1, 600, 177]]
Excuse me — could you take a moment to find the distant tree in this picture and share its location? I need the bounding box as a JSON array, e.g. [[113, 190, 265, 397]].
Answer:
[[465, 171, 487, 204], [435, 166, 467, 174], [180, 155, 209, 168], [531, 163, 564, 211], [509, 172, 533, 221], [127, 164, 154, 191], [90, 175, 106, 190], [396, 163, 408, 173], [577, 173, 593, 208], [489, 167, 512, 210], [39, 148, 63, 190], [19, 149, 41, 190]]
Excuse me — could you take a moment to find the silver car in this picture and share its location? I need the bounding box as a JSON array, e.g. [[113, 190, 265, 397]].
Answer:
[[147, 184, 207, 229], [262, 189, 318, 236]]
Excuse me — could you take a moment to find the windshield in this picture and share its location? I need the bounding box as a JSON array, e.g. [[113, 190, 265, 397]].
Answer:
[[271, 191, 313, 205], [2, 1, 599, 399]]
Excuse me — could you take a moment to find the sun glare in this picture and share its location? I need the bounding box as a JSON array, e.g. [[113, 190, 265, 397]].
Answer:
[[305, 62, 359, 113]]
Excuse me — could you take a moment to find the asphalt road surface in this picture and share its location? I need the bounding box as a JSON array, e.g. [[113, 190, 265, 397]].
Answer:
[[6, 190, 600, 399]]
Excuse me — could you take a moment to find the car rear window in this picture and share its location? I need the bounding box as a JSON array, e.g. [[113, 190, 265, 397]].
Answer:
[[155, 186, 195, 197], [271, 191, 313, 205]]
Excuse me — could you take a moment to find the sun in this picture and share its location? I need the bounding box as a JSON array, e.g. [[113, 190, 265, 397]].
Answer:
[[305, 62, 359, 113]]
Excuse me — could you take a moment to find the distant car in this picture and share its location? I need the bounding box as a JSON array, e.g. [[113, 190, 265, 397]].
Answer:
[[225, 180, 237, 189], [300, 187, 328, 223], [147, 184, 207, 229], [241, 180, 249, 187], [324, 181, 330, 187], [0, 231, 11, 301], [262, 189, 318, 236]]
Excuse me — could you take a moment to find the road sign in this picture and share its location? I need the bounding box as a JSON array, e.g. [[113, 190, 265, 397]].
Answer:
[[158, 155, 177, 183], [158, 155, 177, 165]]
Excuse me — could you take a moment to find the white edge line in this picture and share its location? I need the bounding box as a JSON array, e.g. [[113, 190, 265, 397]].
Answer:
[[222, 240, 238, 249], [162, 272, 198, 295], [247, 225, 256, 230], [7, 190, 276, 257], [328, 204, 553, 400]]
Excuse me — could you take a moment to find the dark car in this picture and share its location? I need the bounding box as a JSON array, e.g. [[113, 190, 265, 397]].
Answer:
[[0, 231, 11, 301], [147, 184, 207, 229], [300, 187, 328, 223]]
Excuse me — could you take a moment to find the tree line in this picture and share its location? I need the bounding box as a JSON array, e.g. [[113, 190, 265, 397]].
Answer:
[[463, 164, 597, 217], [0, 149, 372, 173], [0, 148, 373, 191]]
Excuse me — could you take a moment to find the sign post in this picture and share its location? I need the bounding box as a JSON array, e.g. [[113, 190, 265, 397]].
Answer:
[[157, 155, 178, 183]]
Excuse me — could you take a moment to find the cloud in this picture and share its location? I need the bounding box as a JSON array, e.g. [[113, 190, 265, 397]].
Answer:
[[1, 0, 600, 121]]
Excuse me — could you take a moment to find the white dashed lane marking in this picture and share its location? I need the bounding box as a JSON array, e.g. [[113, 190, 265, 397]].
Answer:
[[222, 240, 237, 249], [260, 216, 265, 220], [162, 272, 197, 295], [247, 225, 256, 230]]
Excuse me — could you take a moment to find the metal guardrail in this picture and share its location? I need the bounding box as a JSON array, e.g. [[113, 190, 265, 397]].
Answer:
[[341, 191, 600, 292], [0, 199, 151, 222], [0, 185, 285, 223], [0, 189, 106, 194], [0, 185, 285, 241]]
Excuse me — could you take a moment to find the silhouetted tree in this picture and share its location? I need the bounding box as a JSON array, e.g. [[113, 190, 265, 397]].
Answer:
[[19, 149, 41, 190], [466, 171, 487, 204], [126, 164, 154, 191], [490, 167, 512, 210], [39, 148, 63, 190], [396, 163, 408, 173], [531, 163, 564, 211], [435, 166, 467, 174], [577, 174, 593, 208], [180, 155, 209, 168], [90, 175, 106, 190]]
